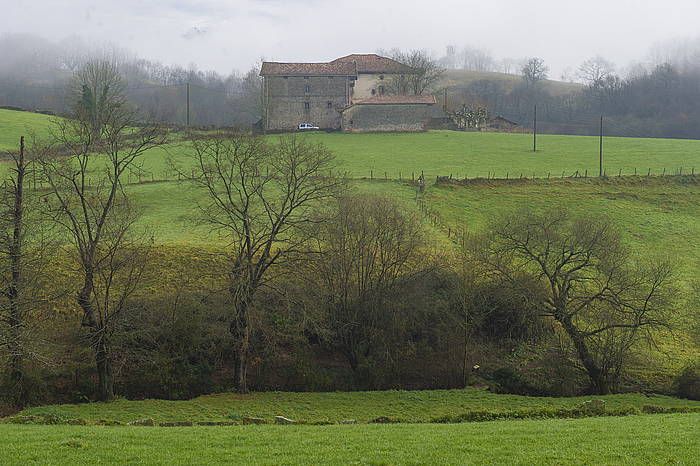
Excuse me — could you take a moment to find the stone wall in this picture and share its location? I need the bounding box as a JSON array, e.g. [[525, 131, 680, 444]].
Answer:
[[341, 103, 433, 132], [352, 73, 390, 100], [263, 76, 351, 130]]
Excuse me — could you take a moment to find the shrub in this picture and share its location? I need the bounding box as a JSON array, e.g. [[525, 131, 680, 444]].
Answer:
[[489, 367, 542, 396], [676, 362, 700, 401]]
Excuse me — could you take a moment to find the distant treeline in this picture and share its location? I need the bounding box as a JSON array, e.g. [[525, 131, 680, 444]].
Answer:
[[0, 34, 261, 128], [2, 34, 700, 138]]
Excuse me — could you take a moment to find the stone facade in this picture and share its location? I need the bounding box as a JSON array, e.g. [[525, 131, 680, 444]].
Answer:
[[262, 75, 352, 130], [341, 102, 434, 133], [260, 54, 430, 132]]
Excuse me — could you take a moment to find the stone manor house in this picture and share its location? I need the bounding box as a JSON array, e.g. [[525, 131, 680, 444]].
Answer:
[[259, 54, 436, 132]]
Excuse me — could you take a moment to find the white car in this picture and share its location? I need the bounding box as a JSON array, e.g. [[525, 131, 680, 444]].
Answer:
[[298, 123, 320, 130]]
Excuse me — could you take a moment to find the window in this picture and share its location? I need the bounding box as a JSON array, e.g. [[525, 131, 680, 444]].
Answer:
[[379, 75, 384, 80], [304, 76, 309, 79], [283, 76, 288, 79], [329, 76, 334, 79], [305, 85, 310, 93], [304, 102, 310, 110], [327, 101, 333, 109], [378, 86, 385, 95], [371, 89, 376, 95]]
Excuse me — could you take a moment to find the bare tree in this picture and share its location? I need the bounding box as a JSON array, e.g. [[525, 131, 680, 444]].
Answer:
[[521, 57, 549, 87], [183, 132, 344, 393], [382, 49, 445, 95], [70, 60, 128, 140], [578, 56, 616, 86], [39, 60, 164, 401], [497, 57, 522, 75], [306, 194, 424, 371], [467, 208, 674, 394], [0, 137, 54, 407], [459, 46, 495, 72]]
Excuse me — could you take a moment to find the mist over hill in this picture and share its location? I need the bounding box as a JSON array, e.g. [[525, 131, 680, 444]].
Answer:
[[2, 33, 700, 138]]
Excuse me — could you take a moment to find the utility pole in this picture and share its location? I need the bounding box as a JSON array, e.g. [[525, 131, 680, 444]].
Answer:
[[443, 88, 448, 111], [533, 105, 537, 152], [186, 82, 190, 127], [599, 115, 604, 177]]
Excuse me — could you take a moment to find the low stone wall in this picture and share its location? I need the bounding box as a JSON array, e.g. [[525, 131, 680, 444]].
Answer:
[[341, 103, 432, 132]]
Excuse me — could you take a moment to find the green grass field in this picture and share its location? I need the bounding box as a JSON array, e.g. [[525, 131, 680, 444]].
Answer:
[[16, 388, 700, 424], [1, 414, 698, 464], [3, 109, 700, 179], [2, 108, 700, 464], [0, 108, 56, 151]]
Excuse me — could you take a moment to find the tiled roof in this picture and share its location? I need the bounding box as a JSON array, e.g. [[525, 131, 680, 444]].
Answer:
[[260, 61, 356, 76], [332, 54, 413, 73], [352, 95, 436, 105]]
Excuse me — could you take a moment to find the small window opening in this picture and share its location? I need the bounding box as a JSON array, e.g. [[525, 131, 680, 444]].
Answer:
[[305, 85, 310, 93], [327, 101, 333, 109], [378, 86, 385, 95], [379, 75, 384, 80], [304, 102, 310, 110], [371, 89, 376, 95]]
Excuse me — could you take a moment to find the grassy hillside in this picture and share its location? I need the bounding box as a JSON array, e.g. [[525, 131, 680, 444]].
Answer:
[[297, 131, 700, 179], [0, 108, 55, 151], [151, 131, 700, 181], [2, 104, 699, 180], [1, 107, 697, 390], [16, 388, 700, 424], [1, 414, 698, 464], [440, 69, 583, 97]]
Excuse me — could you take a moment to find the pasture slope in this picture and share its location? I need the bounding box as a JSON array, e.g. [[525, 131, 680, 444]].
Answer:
[[16, 388, 700, 424], [2, 109, 700, 464], [0, 108, 55, 151], [1, 414, 699, 464]]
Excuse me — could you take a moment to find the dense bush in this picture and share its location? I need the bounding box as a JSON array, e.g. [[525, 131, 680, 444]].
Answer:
[[676, 362, 700, 401]]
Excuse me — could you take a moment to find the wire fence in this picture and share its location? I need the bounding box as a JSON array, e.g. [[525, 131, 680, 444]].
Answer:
[[16, 163, 699, 192]]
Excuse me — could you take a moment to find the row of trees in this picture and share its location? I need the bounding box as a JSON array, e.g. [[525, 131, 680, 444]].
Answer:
[[0, 33, 262, 127], [442, 54, 700, 139], [0, 60, 681, 409]]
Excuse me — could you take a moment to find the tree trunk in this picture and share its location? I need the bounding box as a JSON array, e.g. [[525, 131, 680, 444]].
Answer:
[[94, 338, 114, 402], [560, 315, 609, 395], [230, 299, 250, 394], [236, 322, 250, 394], [462, 331, 469, 388], [8, 338, 26, 407], [7, 136, 27, 407], [78, 271, 114, 401]]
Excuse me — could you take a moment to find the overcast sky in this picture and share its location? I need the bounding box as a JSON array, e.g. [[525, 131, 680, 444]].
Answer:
[[3, 0, 700, 77]]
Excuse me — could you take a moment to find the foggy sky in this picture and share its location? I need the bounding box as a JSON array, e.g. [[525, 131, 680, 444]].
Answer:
[[3, 0, 700, 77]]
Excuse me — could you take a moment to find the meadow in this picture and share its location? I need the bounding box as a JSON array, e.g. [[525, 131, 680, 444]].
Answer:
[[4, 109, 700, 180], [1, 414, 698, 464], [16, 388, 700, 424], [0, 109, 56, 151], [2, 109, 700, 463]]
